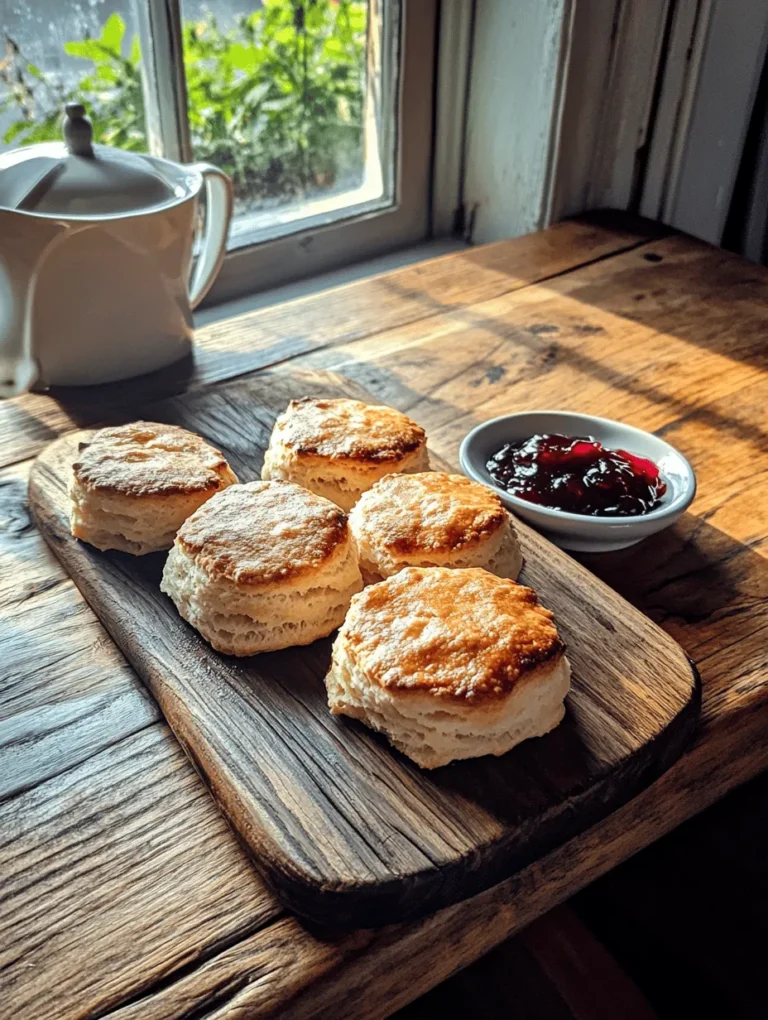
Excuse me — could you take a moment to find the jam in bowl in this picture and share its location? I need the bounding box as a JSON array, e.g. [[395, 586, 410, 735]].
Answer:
[[486, 433, 667, 517], [459, 411, 696, 552]]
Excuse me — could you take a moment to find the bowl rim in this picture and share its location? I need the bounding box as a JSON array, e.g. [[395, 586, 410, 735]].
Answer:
[[459, 410, 697, 526]]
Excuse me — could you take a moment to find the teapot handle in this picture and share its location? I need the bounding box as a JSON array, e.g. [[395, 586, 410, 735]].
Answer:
[[188, 163, 233, 310]]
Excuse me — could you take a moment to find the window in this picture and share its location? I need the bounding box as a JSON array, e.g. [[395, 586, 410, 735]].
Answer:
[[0, 2, 148, 152], [180, 0, 389, 244], [0, 0, 435, 303]]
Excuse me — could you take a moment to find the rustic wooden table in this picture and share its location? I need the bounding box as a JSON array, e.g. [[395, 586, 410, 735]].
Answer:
[[2, 214, 766, 1020]]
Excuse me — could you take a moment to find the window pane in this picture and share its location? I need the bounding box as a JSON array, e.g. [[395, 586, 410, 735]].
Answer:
[[179, 0, 393, 245], [0, 2, 147, 153]]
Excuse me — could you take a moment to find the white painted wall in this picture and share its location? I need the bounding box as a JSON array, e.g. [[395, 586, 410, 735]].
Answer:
[[462, 0, 569, 243], [458, 0, 768, 252], [460, 0, 670, 242]]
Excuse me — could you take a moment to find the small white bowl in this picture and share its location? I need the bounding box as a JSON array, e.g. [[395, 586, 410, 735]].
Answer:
[[459, 411, 696, 552]]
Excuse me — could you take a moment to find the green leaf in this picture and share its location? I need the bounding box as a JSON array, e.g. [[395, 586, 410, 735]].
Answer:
[[323, 38, 344, 58], [348, 6, 367, 34], [7, 115, 61, 145], [100, 13, 126, 54], [227, 42, 263, 72], [274, 25, 297, 45], [63, 39, 104, 60], [3, 120, 31, 144]]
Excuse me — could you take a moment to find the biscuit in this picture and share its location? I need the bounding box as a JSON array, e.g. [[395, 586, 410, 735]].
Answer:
[[261, 397, 428, 510], [69, 421, 238, 555], [161, 480, 363, 655], [325, 567, 570, 768], [349, 472, 523, 584]]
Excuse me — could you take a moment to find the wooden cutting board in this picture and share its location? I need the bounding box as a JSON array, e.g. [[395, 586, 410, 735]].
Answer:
[[29, 369, 700, 928]]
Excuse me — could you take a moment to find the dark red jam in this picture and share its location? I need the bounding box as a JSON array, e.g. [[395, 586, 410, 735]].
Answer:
[[486, 434, 667, 517]]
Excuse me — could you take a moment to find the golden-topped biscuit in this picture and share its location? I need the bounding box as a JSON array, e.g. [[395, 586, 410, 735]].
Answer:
[[354, 472, 506, 552], [161, 480, 363, 655], [325, 567, 570, 768], [73, 421, 235, 497], [342, 567, 563, 703], [270, 397, 425, 463], [69, 421, 237, 555], [175, 480, 349, 586], [262, 397, 429, 510], [349, 472, 522, 583]]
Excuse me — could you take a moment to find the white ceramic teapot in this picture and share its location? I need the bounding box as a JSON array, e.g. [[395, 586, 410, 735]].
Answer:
[[0, 103, 232, 395]]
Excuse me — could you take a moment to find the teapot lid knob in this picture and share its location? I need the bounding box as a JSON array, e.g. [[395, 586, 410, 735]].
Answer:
[[63, 103, 94, 158]]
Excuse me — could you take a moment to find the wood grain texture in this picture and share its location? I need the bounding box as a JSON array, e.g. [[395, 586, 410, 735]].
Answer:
[[0, 215, 657, 470], [101, 703, 768, 1020], [0, 463, 165, 801], [0, 463, 284, 1020], [114, 904, 659, 1020], [0, 725, 281, 1020], [300, 233, 768, 453], [29, 369, 698, 928], [1, 216, 767, 1019]]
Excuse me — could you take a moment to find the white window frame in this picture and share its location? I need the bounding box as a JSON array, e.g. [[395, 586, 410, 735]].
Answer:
[[137, 0, 437, 306], [138, 0, 192, 164]]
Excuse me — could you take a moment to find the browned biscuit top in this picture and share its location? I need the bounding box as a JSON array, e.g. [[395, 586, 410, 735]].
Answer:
[[270, 398, 426, 465], [341, 567, 564, 703], [351, 472, 509, 554], [72, 422, 236, 497], [175, 480, 350, 585]]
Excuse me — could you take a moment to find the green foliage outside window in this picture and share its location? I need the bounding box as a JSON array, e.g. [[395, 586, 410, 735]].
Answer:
[[0, 0, 367, 210]]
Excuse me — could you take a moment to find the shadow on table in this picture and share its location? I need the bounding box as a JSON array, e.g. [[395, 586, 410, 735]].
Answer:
[[370, 268, 768, 453]]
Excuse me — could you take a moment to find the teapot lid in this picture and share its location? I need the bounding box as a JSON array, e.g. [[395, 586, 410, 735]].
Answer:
[[0, 104, 179, 216]]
